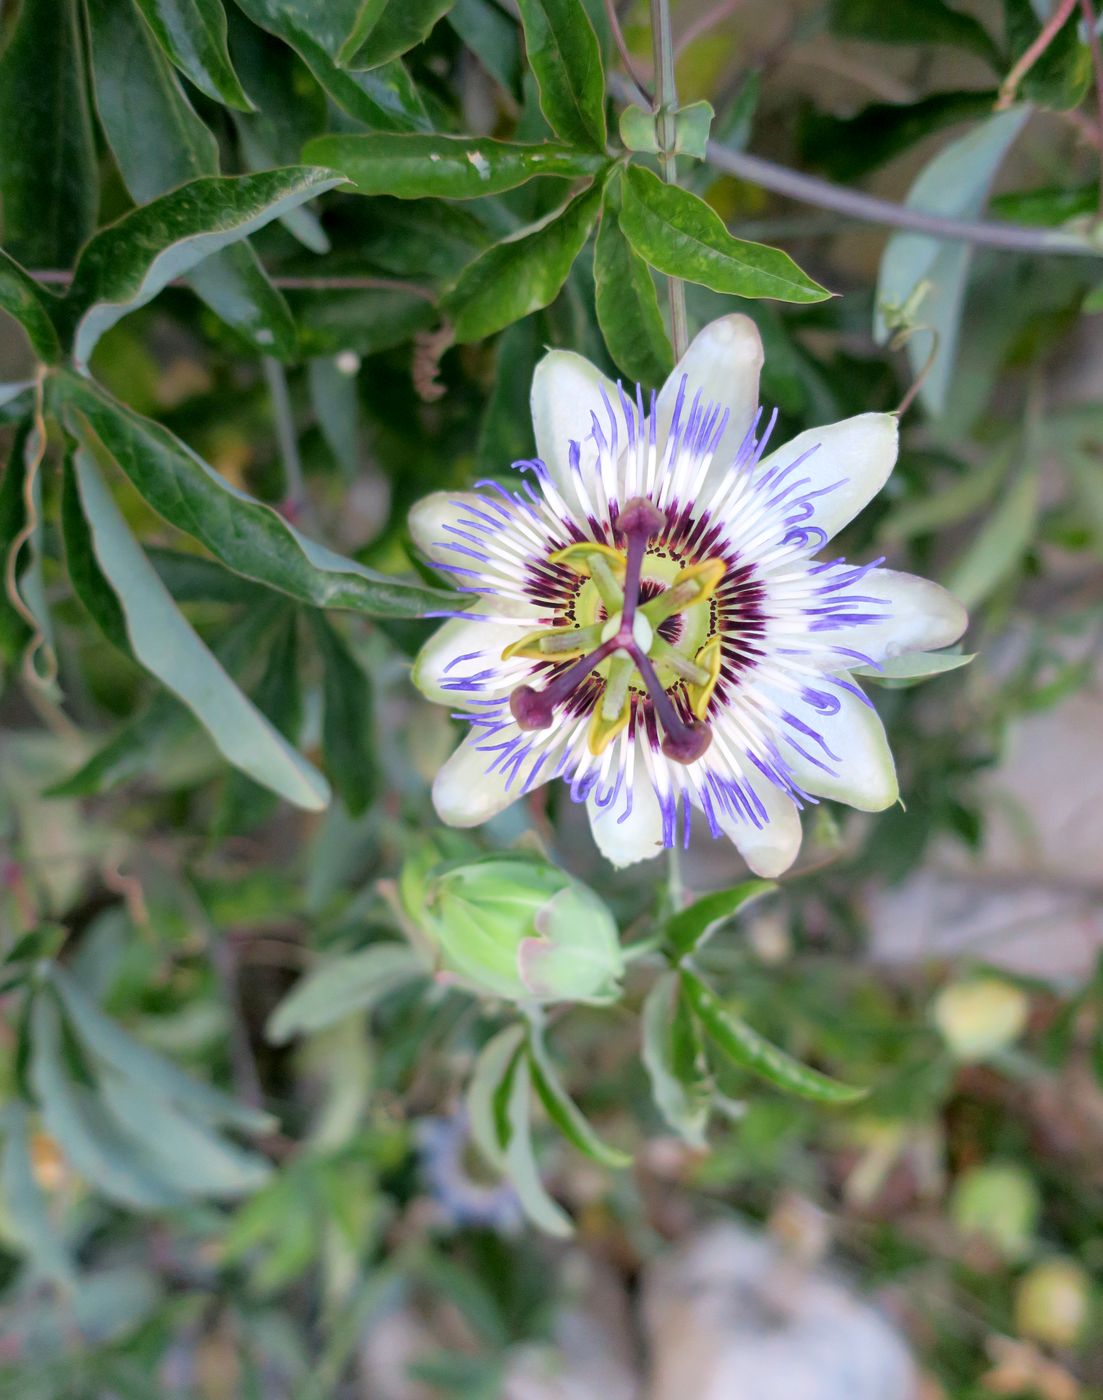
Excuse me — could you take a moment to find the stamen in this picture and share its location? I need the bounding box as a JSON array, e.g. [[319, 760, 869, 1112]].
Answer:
[[629, 645, 712, 765], [510, 638, 618, 729]]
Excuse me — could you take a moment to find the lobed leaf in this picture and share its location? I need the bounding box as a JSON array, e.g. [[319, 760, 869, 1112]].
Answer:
[[874, 107, 1030, 415], [0, 0, 97, 268], [49, 964, 275, 1134], [666, 879, 776, 959], [62, 167, 342, 369], [134, 0, 255, 110], [340, 0, 455, 69], [682, 970, 868, 1104], [594, 171, 674, 387], [0, 253, 62, 364], [0, 1102, 76, 1286], [828, 0, 1001, 68], [516, 0, 607, 150], [619, 166, 830, 304], [266, 944, 424, 1045], [65, 437, 331, 812], [303, 133, 606, 200], [53, 372, 461, 618], [446, 179, 604, 342], [466, 1025, 526, 1172], [503, 1054, 573, 1236], [29, 995, 187, 1212], [944, 463, 1038, 608], [527, 1021, 632, 1169], [640, 972, 710, 1147], [309, 614, 379, 817]]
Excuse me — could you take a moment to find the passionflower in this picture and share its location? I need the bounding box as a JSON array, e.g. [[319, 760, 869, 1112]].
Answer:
[[410, 316, 967, 874]]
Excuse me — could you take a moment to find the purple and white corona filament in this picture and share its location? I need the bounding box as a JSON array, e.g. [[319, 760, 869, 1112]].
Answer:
[[410, 316, 967, 875]]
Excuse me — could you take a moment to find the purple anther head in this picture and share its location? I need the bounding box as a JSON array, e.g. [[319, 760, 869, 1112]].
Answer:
[[510, 685, 555, 730], [617, 496, 666, 541], [661, 719, 713, 765]]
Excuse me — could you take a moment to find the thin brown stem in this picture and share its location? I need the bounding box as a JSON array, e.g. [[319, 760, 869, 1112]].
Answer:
[[1079, 0, 1103, 214], [604, 0, 652, 104], [997, 0, 1079, 108]]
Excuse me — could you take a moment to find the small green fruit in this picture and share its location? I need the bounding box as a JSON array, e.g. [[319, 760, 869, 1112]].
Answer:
[[1015, 1259, 1091, 1348], [933, 977, 1029, 1061]]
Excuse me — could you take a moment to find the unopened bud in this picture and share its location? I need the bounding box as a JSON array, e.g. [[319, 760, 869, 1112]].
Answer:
[[1015, 1259, 1091, 1347], [951, 1163, 1039, 1260], [403, 853, 623, 1005]]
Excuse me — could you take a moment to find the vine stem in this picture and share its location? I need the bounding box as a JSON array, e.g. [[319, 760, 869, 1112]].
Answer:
[[650, 0, 689, 361]]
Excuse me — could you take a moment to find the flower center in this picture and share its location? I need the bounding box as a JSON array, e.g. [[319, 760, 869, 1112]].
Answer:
[[505, 499, 725, 764]]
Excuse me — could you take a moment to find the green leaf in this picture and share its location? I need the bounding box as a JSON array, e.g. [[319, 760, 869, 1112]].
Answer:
[[526, 1021, 632, 1168], [85, 0, 298, 361], [641, 972, 710, 1146], [215, 608, 304, 833], [60, 454, 131, 654], [502, 1053, 573, 1236], [673, 100, 714, 160], [266, 944, 424, 1044], [233, 0, 430, 129], [308, 358, 361, 478], [800, 91, 997, 183], [666, 879, 776, 959], [446, 179, 604, 342], [594, 172, 674, 387], [1005, 0, 1091, 110], [46, 600, 281, 798], [303, 133, 606, 200], [291, 287, 437, 357], [61, 167, 341, 370], [0, 253, 62, 364], [97, 1071, 271, 1198], [0, 1102, 76, 1286], [65, 436, 331, 812], [48, 964, 274, 1133], [874, 108, 1031, 415], [476, 316, 541, 474], [0, 0, 97, 267], [309, 613, 379, 817], [466, 1024, 525, 1171], [619, 166, 830, 304], [851, 650, 976, 682], [29, 994, 187, 1211], [618, 106, 661, 154], [340, 0, 454, 68], [682, 970, 868, 1104], [134, 0, 254, 109], [944, 463, 1038, 608], [52, 373, 461, 618], [516, 0, 607, 149], [828, 0, 1001, 68], [447, 0, 521, 95]]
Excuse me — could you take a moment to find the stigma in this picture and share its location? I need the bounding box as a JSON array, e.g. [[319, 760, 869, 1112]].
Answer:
[[506, 498, 721, 765]]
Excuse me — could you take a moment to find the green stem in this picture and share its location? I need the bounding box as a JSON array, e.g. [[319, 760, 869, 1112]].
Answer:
[[649, 0, 689, 360]]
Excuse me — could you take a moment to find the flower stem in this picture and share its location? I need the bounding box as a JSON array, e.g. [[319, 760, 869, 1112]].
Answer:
[[650, 0, 689, 360]]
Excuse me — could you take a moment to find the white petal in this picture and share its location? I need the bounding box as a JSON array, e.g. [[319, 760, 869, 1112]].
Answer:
[[755, 413, 898, 543], [714, 775, 803, 877], [408, 490, 486, 568], [847, 568, 967, 663], [530, 349, 620, 505], [654, 314, 763, 482], [587, 769, 665, 867], [432, 728, 557, 828], [411, 617, 524, 709], [780, 685, 899, 812]]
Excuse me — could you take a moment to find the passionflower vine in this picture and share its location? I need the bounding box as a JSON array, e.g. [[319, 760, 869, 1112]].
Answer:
[[410, 316, 967, 875]]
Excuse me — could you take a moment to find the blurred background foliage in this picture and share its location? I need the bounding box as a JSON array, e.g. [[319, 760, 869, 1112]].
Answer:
[[2, 0, 1103, 1396]]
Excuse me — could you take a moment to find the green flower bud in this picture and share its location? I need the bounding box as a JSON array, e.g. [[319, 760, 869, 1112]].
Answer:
[[950, 1162, 1040, 1261], [1015, 1259, 1091, 1348], [932, 977, 1029, 1062], [402, 853, 624, 1005]]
